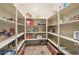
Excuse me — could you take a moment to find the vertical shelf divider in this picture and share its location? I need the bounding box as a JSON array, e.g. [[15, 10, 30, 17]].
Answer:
[[46, 18, 48, 39], [15, 9, 18, 53], [57, 10, 60, 47], [24, 17, 26, 40]]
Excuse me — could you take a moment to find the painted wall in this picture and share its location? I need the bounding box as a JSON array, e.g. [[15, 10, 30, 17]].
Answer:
[[14, 3, 63, 19]]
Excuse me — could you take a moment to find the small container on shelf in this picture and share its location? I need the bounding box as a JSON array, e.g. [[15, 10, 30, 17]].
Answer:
[[37, 34, 42, 39], [74, 31, 79, 41], [1, 17, 15, 22], [33, 27, 38, 32], [7, 18, 15, 22], [3, 29, 14, 37], [49, 29, 55, 33], [10, 28, 15, 35]]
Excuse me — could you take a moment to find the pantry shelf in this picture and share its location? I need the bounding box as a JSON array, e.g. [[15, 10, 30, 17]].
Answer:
[[17, 32, 24, 38], [0, 18, 15, 24], [0, 3, 26, 55], [47, 3, 79, 55], [47, 39, 71, 55], [17, 40, 25, 52], [26, 38, 47, 41], [26, 18, 46, 42], [60, 20, 79, 25], [47, 39, 58, 47], [0, 32, 24, 49], [48, 24, 58, 26], [18, 23, 24, 26], [0, 3, 16, 17], [48, 32, 58, 36], [59, 35, 79, 44], [59, 47, 71, 55], [48, 32, 79, 44], [0, 36, 16, 49], [26, 32, 46, 33], [60, 4, 79, 15]]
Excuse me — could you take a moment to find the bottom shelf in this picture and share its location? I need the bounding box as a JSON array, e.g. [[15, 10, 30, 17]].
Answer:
[[60, 38, 79, 55], [25, 38, 47, 41], [47, 39, 58, 48], [47, 38, 71, 55], [0, 44, 16, 55], [17, 40, 25, 52]]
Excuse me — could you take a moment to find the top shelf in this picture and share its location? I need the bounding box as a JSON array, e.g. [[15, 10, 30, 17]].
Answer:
[[48, 19, 79, 26], [0, 17, 15, 24], [60, 20, 79, 25], [0, 17, 25, 26], [48, 3, 79, 20], [0, 3, 24, 20], [0, 3, 16, 17], [60, 3, 79, 15]]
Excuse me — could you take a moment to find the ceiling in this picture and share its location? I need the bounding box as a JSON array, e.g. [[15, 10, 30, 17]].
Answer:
[[14, 3, 61, 19]]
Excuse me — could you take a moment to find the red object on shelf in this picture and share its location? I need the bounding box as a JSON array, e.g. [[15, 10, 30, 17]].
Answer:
[[26, 34, 33, 39], [30, 19, 34, 27], [26, 19, 34, 27]]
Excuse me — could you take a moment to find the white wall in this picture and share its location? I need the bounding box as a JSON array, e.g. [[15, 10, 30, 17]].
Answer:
[[14, 3, 63, 19]]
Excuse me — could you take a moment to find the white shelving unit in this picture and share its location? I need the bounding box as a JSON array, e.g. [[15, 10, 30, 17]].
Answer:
[[47, 3, 79, 55], [48, 32, 79, 44], [0, 4, 16, 52], [0, 32, 24, 49], [17, 32, 24, 38], [48, 32, 58, 36], [17, 40, 25, 51], [1, 3, 79, 55], [0, 36, 16, 49], [60, 20, 79, 25], [47, 39, 71, 55], [26, 18, 46, 40], [18, 23, 24, 26], [0, 3, 25, 55], [0, 18, 15, 24]]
